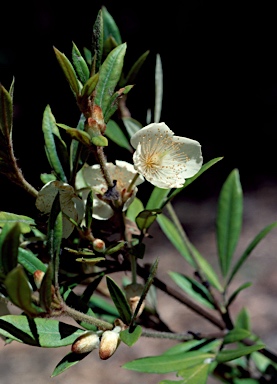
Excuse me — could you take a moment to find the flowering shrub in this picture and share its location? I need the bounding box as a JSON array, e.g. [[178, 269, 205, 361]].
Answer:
[[0, 6, 277, 383]]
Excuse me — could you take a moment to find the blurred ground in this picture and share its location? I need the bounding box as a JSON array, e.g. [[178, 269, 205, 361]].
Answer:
[[1, 177, 277, 384]]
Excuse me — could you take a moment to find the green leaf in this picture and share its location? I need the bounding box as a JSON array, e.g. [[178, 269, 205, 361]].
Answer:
[[227, 221, 277, 285], [69, 113, 86, 176], [0, 212, 36, 233], [51, 351, 90, 377], [4, 266, 42, 316], [0, 223, 21, 274], [146, 187, 171, 210], [105, 120, 132, 152], [72, 42, 90, 84], [0, 83, 13, 135], [123, 50, 150, 86], [53, 46, 80, 96], [216, 169, 243, 277], [168, 272, 214, 309], [94, 43, 127, 115], [136, 209, 162, 231], [102, 6, 122, 45], [227, 282, 252, 306], [18, 247, 47, 274], [223, 328, 251, 344], [154, 53, 163, 123], [42, 105, 67, 182], [177, 362, 210, 384], [122, 351, 215, 373], [90, 135, 108, 146], [120, 325, 142, 346], [122, 116, 142, 138], [80, 73, 99, 98], [0, 315, 85, 346], [216, 344, 265, 363], [106, 275, 132, 325], [39, 262, 54, 311], [57, 123, 92, 146], [104, 84, 134, 122], [235, 308, 251, 331], [157, 214, 223, 291], [92, 9, 104, 73], [167, 157, 224, 205], [126, 197, 144, 222]]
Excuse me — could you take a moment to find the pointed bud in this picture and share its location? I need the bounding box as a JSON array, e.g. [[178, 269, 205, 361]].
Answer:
[[99, 326, 121, 360], [71, 332, 100, 354], [33, 270, 45, 289], [92, 238, 106, 253], [124, 283, 145, 318]]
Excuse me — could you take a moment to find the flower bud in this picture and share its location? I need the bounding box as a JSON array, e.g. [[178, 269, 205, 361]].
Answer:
[[124, 283, 145, 318], [71, 332, 100, 354], [92, 238, 106, 253], [99, 326, 121, 360], [33, 270, 45, 289]]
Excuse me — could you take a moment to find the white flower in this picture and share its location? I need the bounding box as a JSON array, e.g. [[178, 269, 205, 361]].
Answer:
[[76, 160, 144, 220], [130, 122, 203, 189], [35, 180, 84, 238]]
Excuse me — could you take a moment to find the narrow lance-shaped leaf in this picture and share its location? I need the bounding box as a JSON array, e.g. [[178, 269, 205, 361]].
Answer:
[[51, 351, 90, 377], [227, 221, 277, 286], [53, 46, 80, 97], [0, 83, 13, 136], [102, 6, 122, 45], [18, 247, 47, 274], [80, 72, 99, 98], [42, 105, 67, 182], [216, 169, 243, 277], [39, 262, 54, 311], [0, 211, 36, 234], [0, 223, 21, 275], [72, 42, 90, 84], [94, 43, 127, 115], [104, 84, 134, 123], [122, 50, 150, 86], [92, 8, 104, 74], [105, 119, 132, 151], [154, 53, 163, 123], [216, 344, 265, 363], [106, 275, 132, 325]]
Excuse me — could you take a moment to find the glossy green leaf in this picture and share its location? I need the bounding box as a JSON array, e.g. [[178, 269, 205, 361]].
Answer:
[[216, 169, 243, 277], [235, 308, 251, 331], [42, 105, 67, 182], [4, 266, 42, 316], [80, 72, 99, 97], [0, 83, 13, 135], [53, 46, 80, 96], [227, 221, 277, 286], [106, 275, 132, 325], [39, 262, 53, 311], [0, 223, 21, 274], [177, 361, 210, 384], [72, 42, 90, 84], [0, 315, 85, 346], [122, 351, 215, 373], [105, 119, 132, 150], [223, 328, 251, 344], [123, 50, 150, 86], [18, 247, 47, 274], [94, 43, 127, 115], [0, 212, 36, 233], [126, 197, 144, 222], [157, 214, 223, 291], [136, 209, 162, 231], [102, 6, 122, 45], [216, 344, 265, 363], [168, 272, 214, 309], [154, 53, 163, 123], [122, 116, 142, 138], [146, 187, 171, 210], [51, 351, 90, 377], [120, 325, 142, 346]]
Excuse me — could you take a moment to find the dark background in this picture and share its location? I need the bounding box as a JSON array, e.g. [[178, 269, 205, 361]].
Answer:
[[1, 1, 277, 216]]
